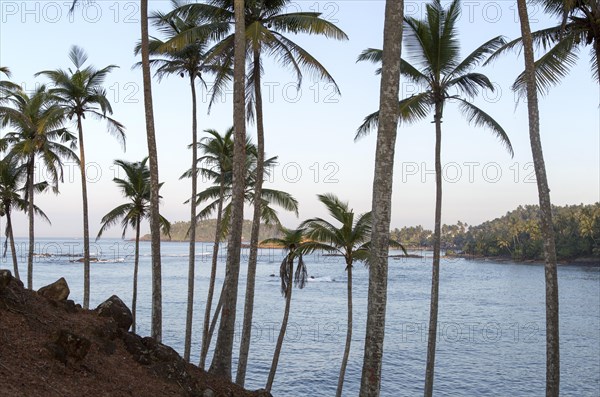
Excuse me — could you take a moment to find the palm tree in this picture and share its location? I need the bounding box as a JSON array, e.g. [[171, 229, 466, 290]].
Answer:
[[208, 0, 247, 379], [358, 0, 404, 395], [36, 45, 125, 310], [261, 227, 311, 392], [141, 0, 164, 343], [0, 85, 77, 290], [96, 158, 170, 334], [135, 4, 227, 362], [189, 127, 234, 369], [514, 1, 560, 395], [357, 2, 513, 394], [191, 141, 300, 368], [300, 193, 406, 397], [0, 158, 50, 281], [168, 1, 347, 383], [487, 0, 599, 94], [70, 0, 163, 342]]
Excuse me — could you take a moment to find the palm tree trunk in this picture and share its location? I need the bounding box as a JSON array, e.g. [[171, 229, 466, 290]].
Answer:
[[209, 0, 246, 378], [236, 47, 265, 387], [265, 257, 293, 392], [6, 209, 20, 280], [141, 0, 163, 342], [424, 104, 443, 397], [5, 208, 21, 280], [184, 73, 199, 362], [76, 115, 91, 309], [360, 1, 403, 396], [27, 154, 34, 290], [203, 281, 226, 365], [516, 1, 560, 395], [336, 262, 353, 397], [200, 189, 225, 369], [132, 216, 141, 334]]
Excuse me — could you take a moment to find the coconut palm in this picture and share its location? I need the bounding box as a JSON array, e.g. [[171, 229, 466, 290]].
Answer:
[[300, 193, 406, 397], [167, 1, 347, 381], [191, 142, 299, 367], [69, 0, 163, 341], [187, 127, 234, 369], [513, 1, 560, 394], [210, 0, 246, 378], [357, 2, 513, 394], [261, 227, 312, 392], [487, 0, 599, 95], [36, 45, 125, 309], [96, 158, 170, 334], [0, 157, 50, 281], [0, 85, 77, 290], [134, 4, 229, 362], [358, 0, 403, 395]]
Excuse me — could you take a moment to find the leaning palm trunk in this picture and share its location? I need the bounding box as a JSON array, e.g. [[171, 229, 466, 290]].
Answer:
[[265, 257, 293, 392], [516, 1, 560, 395], [184, 73, 199, 362], [237, 47, 266, 386], [140, 0, 163, 342], [360, 1, 404, 396], [336, 262, 353, 397], [424, 104, 443, 397], [209, 0, 247, 378], [6, 209, 20, 280], [76, 116, 91, 309], [132, 217, 141, 333], [26, 154, 35, 289], [199, 188, 225, 369], [203, 281, 226, 364]]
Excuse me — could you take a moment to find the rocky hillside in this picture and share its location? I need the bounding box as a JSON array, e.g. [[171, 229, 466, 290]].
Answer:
[[0, 270, 271, 397]]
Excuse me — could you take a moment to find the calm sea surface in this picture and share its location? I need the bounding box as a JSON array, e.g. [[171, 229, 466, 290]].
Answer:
[[4, 238, 599, 396]]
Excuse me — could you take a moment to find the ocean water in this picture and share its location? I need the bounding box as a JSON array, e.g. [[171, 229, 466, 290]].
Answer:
[[3, 238, 599, 396]]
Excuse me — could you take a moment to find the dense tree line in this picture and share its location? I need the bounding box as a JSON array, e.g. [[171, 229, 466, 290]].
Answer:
[[391, 203, 600, 260]]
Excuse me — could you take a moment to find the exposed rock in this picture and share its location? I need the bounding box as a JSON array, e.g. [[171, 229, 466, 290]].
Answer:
[[0, 269, 12, 292], [47, 330, 91, 364], [38, 277, 70, 301], [95, 295, 133, 331], [202, 389, 215, 397]]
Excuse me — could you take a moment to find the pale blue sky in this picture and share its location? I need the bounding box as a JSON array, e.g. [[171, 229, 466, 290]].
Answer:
[[0, 0, 598, 238]]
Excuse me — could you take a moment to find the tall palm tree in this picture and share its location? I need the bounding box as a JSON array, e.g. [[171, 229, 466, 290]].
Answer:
[[208, 0, 247, 379], [514, 1, 560, 395], [302, 194, 370, 397], [141, 0, 164, 343], [357, 2, 513, 394], [300, 193, 406, 397], [70, 0, 163, 342], [0, 158, 50, 281], [359, 0, 404, 395], [0, 85, 77, 290], [135, 4, 227, 362], [36, 45, 125, 309], [487, 0, 599, 94], [191, 143, 299, 368], [261, 227, 312, 392], [168, 1, 347, 383], [96, 158, 170, 334], [189, 127, 234, 369]]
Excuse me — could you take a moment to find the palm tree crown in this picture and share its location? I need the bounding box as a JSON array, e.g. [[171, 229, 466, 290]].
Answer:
[[97, 158, 170, 238], [356, 0, 513, 156]]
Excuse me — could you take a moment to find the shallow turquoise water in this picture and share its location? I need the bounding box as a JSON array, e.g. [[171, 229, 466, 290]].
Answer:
[[4, 238, 599, 396]]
